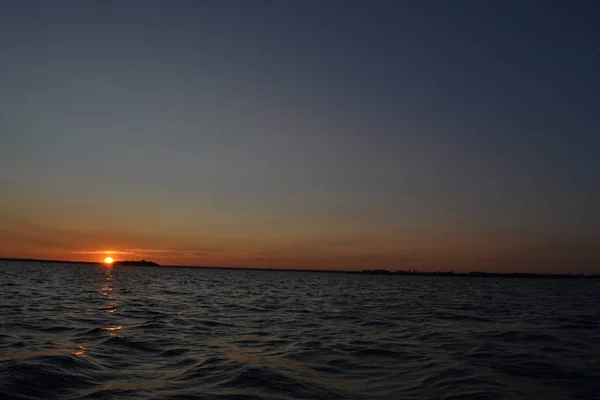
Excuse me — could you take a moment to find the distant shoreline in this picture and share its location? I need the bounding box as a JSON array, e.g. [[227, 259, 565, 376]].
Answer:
[[0, 257, 101, 265], [1, 257, 598, 278], [347, 269, 600, 279]]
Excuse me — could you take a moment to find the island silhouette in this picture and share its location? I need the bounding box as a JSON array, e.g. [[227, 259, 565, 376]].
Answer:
[[113, 259, 160, 267]]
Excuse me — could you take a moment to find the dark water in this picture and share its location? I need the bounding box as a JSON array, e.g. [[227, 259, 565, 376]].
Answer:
[[1, 262, 600, 400]]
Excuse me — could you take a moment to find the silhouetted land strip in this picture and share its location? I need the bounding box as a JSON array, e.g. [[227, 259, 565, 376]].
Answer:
[[0, 257, 99, 265], [350, 269, 600, 279], [0, 257, 160, 267], [0, 258, 598, 278], [113, 260, 160, 267]]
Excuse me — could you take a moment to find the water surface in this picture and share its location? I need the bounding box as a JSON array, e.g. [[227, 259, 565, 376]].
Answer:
[[1, 261, 599, 399]]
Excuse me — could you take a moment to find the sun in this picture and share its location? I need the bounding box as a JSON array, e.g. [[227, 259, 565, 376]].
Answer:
[[104, 257, 114, 265]]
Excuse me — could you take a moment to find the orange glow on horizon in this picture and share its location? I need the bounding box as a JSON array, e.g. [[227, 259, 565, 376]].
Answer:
[[103, 256, 114, 265]]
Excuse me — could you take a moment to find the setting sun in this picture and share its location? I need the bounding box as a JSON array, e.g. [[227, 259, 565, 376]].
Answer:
[[104, 257, 114, 264]]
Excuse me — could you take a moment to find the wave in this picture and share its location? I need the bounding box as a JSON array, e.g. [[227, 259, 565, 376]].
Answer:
[[1, 261, 599, 399]]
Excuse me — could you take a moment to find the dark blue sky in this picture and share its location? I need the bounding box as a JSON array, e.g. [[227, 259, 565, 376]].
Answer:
[[1, 0, 599, 271]]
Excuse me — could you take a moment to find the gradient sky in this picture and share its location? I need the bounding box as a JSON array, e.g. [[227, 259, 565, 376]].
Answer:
[[1, 0, 599, 272]]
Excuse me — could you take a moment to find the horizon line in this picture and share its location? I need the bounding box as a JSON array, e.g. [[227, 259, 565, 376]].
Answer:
[[1, 257, 598, 278]]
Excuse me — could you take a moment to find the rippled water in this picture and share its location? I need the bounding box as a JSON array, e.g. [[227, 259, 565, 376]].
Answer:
[[1, 261, 600, 399]]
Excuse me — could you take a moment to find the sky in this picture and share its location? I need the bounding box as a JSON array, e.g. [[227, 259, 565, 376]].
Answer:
[[1, 0, 599, 272]]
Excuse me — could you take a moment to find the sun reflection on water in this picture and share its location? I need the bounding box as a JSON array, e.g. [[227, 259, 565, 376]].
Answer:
[[99, 266, 122, 337], [73, 344, 87, 356], [101, 326, 123, 331], [100, 266, 117, 310]]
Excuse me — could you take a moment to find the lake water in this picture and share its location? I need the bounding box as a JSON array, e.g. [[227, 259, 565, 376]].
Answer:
[[1, 261, 599, 399]]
